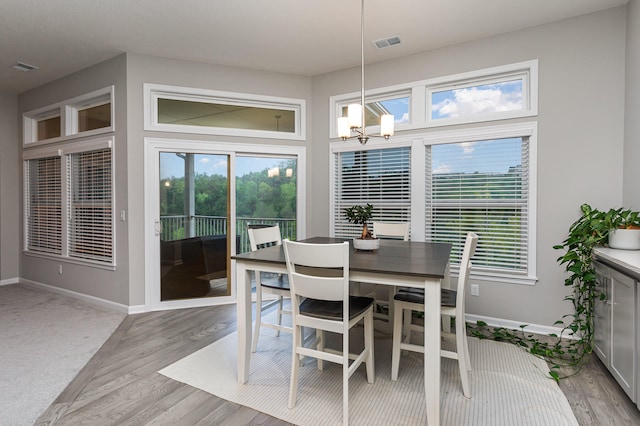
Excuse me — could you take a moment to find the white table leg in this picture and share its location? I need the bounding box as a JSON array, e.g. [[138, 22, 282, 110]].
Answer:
[[237, 261, 252, 384], [423, 280, 441, 426]]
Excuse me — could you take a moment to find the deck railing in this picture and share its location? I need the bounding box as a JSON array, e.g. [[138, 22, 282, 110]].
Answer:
[[160, 215, 296, 253]]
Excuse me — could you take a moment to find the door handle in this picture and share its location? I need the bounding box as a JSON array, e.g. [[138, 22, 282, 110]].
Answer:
[[154, 220, 163, 236]]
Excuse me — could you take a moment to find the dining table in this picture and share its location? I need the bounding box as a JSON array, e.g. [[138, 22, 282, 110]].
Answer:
[[232, 236, 451, 426]]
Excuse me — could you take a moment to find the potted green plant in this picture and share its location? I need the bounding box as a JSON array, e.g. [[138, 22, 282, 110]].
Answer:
[[606, 207, 640, 249], [344, 203, 379, 250]]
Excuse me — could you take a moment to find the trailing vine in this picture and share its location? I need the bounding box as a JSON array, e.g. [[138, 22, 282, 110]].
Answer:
[[468, 204, 640, 381]]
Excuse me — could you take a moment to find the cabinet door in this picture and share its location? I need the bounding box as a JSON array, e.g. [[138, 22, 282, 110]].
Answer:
[[610, 267, 636, 401], [593, 262, 611, 367]]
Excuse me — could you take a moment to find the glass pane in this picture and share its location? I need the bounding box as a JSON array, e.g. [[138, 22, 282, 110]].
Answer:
[[428, 137, 527, 272], [431, 79, 523, 120], [235, 156, 297, 254], [37, 116, 61, 140], [159, 152, 231, 301], [78, 103, 111, 132], [340, 95, 410, 127], [158, 98, 295, 133]]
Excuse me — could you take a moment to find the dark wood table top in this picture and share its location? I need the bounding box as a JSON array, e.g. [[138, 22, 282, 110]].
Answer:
[[232, 236, 451, 279]]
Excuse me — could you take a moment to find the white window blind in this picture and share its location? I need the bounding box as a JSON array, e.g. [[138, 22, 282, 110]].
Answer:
[[334, 147, 411, 238], [67, 148, 113, 262], [26, 157, 62, 254], [426, 137, 529, 273]]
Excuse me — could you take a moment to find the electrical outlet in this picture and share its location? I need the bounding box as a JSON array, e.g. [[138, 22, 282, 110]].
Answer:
[[470, 283, 479, 296], [58, 265, 63, 275]]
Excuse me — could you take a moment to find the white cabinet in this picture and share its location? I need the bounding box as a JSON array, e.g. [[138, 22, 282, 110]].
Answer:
[[593, 261, 611, 366], [593, 260, 636, 401]]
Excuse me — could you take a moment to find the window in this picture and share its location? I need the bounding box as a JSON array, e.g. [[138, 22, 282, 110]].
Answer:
[[427, 72, 530, 126], [67, 148, 113, 262], [23, 86, 114, 146], [329, 60, 537, 138], [330, 123, 537, 285], [426, 136, 530, 276], [332, 145, 411, 238], [25, 156, 62, 254], [145, 84, 306, 140], [23, 138, 115, 266], [36, 113, 61, 141]]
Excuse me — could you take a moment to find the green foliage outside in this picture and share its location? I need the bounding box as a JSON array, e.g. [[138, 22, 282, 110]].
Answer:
[[161, 159, 296, 219]]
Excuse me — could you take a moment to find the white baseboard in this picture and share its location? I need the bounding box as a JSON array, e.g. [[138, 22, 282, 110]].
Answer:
[[465, 313, 573, 338], [0, 277, 20, 286], [19, 279, 137, 314]]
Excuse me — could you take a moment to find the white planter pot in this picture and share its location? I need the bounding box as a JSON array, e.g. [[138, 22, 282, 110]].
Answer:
[[353, 238, 380, 251], [608, 228, 640, 250]]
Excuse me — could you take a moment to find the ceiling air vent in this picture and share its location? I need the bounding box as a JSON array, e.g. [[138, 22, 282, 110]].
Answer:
[[373, 36, 401, 49], [13, 62, 38, 72]]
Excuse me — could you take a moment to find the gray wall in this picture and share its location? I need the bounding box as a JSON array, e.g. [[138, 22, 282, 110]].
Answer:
[[0, 92, 20, 282], [311, 7, 627, 326], [624, 0, 640, 208], [10, 5, 635, 327], [124, 53, 313, 305], [18, 55, 130, 305]]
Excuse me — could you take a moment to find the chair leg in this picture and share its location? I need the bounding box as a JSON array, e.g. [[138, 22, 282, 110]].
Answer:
[[364, 309, 375, 384], [455, 314, 471, 398], [288, 324, 301, 409], [391, 301, 404, 381], [402, 309, 412, 343], [343, 330, 349, 426], [252, 284, 263, 353], [275, 295, 283, 337], [317, 329, 324, 371], [387, 287, 396, 327]]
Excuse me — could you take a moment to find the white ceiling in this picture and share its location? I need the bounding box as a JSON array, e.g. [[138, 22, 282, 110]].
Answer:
[[0, 0, 628, 94]]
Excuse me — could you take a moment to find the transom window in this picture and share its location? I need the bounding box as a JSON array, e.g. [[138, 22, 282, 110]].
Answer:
[[145, 84, 306, 140], [329, 60, 537, 138], [23, 86, 114, 146]]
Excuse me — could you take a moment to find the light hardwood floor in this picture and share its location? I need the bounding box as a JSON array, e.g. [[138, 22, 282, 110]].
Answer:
[[36, 305, 640, 425]]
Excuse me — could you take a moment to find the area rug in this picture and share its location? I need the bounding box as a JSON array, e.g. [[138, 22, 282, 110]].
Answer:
[[160, 322, 579, 426]]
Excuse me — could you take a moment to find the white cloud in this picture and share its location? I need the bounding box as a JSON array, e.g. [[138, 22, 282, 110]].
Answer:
[[460, 142, 475, 154], [433, 86, 522, 119], [433, 163, 451, 174]]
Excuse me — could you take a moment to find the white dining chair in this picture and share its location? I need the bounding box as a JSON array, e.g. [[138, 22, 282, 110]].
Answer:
[[391, 232, 479, 398], [370, 222, 410, 324], [248, 224, 291, 353], [283, 239, 375, 426]]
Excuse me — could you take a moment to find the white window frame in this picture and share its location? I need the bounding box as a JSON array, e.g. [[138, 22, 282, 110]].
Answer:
[[329, 60, 538, 139], [23, 86, 115, 146], [144, 84, 306, 141], [23, 137, 116, 269], [423, 123, 538, 285]]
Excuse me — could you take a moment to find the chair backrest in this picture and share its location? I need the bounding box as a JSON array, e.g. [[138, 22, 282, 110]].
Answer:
[[248, 225, 282, 252], [456, 232, 479, 307], [372, 222, 409, 241], [283, 239, 349, 303]]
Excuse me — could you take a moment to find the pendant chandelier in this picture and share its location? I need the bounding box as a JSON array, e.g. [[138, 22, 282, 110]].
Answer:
[[337, 0, 394, 145]]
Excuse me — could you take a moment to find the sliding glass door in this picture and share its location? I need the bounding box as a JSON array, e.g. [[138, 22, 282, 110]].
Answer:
[[145, 138, 306, 311], [159, 152, 231, 301], [235, 155, 297, 254]]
